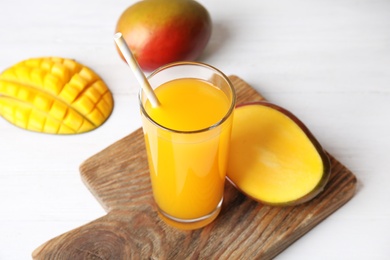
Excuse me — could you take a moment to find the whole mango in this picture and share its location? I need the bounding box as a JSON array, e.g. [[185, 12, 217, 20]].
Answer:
[[115, 0, 212, 71]]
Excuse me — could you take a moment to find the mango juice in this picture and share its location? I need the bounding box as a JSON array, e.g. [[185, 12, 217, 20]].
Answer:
[[141, 78, 234, 220]]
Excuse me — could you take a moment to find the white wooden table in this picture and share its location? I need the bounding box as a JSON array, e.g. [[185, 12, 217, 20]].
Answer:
[[1, 0, 389, 259]]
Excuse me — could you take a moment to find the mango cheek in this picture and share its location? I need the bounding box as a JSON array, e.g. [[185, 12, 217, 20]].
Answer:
[[0, 57, 113, 134], [227, 102, 330, 206]]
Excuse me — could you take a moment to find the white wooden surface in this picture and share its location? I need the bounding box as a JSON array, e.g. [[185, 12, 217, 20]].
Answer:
[[1, 0, 389, 259]]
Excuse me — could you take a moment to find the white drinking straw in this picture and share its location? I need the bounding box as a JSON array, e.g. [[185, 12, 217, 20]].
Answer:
[[113, 32, 161, 108]]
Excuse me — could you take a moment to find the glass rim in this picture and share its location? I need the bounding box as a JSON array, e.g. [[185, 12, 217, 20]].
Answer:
[[139, 61, 236, 134]]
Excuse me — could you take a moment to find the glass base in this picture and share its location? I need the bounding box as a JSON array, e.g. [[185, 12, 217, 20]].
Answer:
[[157, 198, 223, 230]]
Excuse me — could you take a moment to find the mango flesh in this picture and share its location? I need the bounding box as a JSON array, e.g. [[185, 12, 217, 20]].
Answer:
[[227, 102, 330, 206], [0, 57, 113, 134], [115, 0, 212, 71]]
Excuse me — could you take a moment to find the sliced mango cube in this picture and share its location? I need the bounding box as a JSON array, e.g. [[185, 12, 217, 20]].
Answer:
[[33, 95, 52, 111], [51, 63, 70, 83], [28, 109, 46, 132], [44, 73, 63, 95], [50, 100, 68, 121], [73, 96, 95, 115], [43, 117, 61, 134], [59, 83, 80, 103]]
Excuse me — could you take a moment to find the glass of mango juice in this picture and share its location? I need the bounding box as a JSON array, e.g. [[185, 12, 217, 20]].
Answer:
[[139, 62, 236, 230]]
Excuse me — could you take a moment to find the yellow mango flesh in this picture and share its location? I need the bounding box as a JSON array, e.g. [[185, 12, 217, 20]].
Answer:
[[0, 57, 113, 134], [227, 103, 326, 205]]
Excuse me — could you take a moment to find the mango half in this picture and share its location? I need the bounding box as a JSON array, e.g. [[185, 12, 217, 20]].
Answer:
[[0, 57, 113, 134], [227, 102, 330, 206]]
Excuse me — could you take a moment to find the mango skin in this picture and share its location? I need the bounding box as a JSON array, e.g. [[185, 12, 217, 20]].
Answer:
[[0, 57, 114, 134], [115, 0, 212, 71]]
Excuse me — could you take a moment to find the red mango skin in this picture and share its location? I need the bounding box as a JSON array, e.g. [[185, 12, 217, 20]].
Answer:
[[115, 0, 212, 71]]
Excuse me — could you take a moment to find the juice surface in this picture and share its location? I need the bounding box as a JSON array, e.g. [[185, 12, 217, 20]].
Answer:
[[145, 78, 230, 131], [142, 78, 233, 220]]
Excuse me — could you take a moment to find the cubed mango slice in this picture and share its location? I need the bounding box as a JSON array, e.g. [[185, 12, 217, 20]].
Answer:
[[0, 57, 114, 134]]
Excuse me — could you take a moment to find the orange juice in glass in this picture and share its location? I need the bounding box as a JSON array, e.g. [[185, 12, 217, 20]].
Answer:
[[139, 62, 235, 229]]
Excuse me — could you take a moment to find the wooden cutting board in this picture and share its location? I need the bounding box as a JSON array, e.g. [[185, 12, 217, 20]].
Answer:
[[32, 75, 357, 260]]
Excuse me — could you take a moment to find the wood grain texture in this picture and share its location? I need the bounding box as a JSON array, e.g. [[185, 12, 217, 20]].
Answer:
[[32, 76, 357, 260]]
